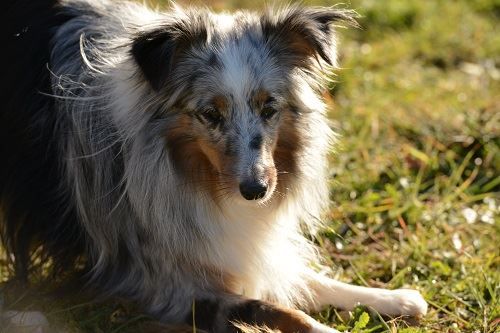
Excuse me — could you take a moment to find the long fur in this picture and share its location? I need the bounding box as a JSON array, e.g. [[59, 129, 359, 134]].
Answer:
[[1, 1, 427, 332]]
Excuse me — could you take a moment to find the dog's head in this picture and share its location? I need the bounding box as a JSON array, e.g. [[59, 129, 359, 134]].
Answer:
[[130, 5, 355, 204]]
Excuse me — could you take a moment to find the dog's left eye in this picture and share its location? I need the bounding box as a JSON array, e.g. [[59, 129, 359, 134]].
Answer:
[[261, 106, 278, 120], [201, 107, 223, 124]]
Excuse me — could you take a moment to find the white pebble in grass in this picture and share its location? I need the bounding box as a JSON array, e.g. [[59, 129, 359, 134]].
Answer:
[[399, 177, 409, 189], [480, 211, 494, 224], [360, 43, 372, 55], [484, 197, 496, 211], [461, 207, 477, 224], [452, 233, 462, 251]]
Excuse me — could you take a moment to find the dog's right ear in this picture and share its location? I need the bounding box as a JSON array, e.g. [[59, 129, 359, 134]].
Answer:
[[261, 5, 358, 69], [131, 15, 208, 91]]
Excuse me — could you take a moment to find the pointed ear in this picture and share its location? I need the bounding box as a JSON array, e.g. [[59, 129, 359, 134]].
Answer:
[[131, 14, 208, 91], [261, 6, 358, 68]]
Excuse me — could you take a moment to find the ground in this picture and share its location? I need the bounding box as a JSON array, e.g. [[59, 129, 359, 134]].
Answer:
[[1, 0, 498, 332]]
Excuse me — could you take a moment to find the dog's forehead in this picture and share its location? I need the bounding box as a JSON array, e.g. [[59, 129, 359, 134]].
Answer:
[[203, 13, 285, 102]]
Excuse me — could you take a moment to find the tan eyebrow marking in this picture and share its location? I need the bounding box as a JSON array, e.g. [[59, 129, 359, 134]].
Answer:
[[252, 89, 271, 107], [212, 95, 228, 113]]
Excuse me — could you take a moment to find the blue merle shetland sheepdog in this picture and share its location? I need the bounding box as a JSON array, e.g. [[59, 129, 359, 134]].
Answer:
[[0, 0, 427, 332]]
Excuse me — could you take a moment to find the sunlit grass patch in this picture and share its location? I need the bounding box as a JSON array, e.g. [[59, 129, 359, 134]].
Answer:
[[322, 1, 499, 331]]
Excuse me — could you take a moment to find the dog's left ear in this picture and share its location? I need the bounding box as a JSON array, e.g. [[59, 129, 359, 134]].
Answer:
[[131, 13, 208, 91], [261, 6, 358, 68]]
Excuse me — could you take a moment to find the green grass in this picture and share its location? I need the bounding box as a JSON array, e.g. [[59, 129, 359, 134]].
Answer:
[[319, 0, 499, 331], [1, 0, 498, 332]]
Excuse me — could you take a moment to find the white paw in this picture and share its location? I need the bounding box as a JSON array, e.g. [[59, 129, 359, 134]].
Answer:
[[377, 289, 428, 317], [308, 317, 342, 333]]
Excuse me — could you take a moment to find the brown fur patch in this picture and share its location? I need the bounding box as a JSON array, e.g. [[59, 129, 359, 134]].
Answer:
[[164, 114, 236, 203], [286, 31, 320, 65], [189, 298, 314, 333], [197, 139, 223, 173], [164, 114, 217, 193], [274, 110, 303, 197], [252, 89, 271, 107], [213, 95, 229, 112], [227, 300, 312, 333]]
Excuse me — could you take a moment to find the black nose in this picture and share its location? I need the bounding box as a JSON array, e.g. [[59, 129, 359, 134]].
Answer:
[[239, 180, 268, 200]]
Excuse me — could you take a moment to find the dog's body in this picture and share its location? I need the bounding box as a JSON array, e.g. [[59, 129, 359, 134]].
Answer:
[[0, 1, 427, 332]]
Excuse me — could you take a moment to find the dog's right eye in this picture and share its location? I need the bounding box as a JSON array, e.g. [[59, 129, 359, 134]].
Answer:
[[201, 107, 223, 124]]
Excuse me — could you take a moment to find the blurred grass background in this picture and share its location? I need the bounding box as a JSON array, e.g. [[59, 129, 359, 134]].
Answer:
[[1, 0, 499, 332]]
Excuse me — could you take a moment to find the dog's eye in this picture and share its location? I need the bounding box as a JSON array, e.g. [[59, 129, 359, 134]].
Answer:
[[201, 107, 223, 124], [261, 106, 278, 120]]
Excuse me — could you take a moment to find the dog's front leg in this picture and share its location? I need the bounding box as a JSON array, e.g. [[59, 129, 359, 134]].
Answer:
[[188, 295, 341, 333], [306, 273, 427, 317]]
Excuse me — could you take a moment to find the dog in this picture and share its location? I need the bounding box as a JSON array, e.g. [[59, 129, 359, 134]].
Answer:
[[0, 0, 428, 332]]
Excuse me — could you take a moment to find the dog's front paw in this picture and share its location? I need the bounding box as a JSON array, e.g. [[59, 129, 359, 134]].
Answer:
[[379, 289, 427, 317]]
